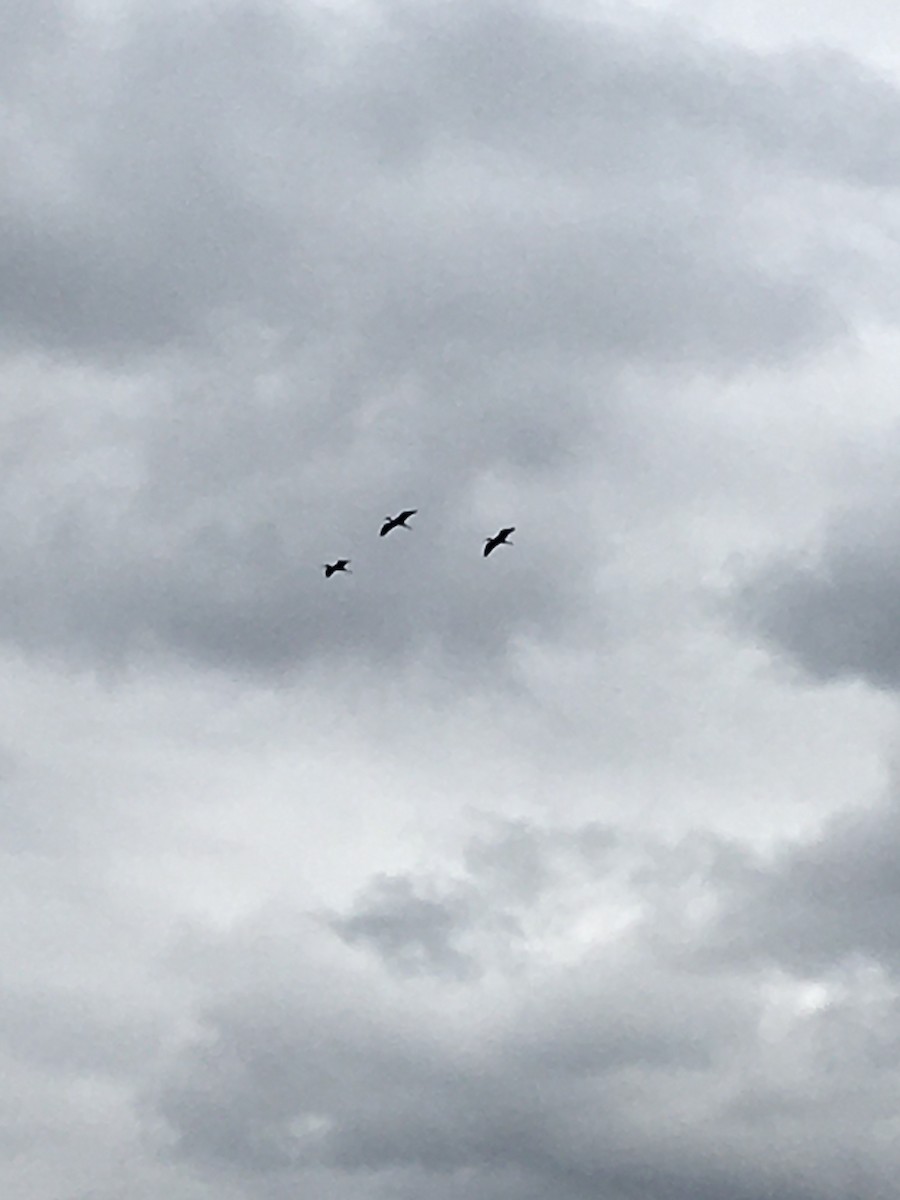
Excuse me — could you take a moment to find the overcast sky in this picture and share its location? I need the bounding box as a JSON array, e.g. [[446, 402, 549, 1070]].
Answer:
[[5, 1, 900, 1197]]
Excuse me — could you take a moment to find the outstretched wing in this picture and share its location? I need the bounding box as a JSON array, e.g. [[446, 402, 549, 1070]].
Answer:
[[399, 509, 418, 522]]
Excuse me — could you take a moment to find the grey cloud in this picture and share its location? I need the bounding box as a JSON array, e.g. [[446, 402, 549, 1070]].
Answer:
[[153, 937, 721, 1183], [462, 817, 621, 898], [628, 756, 900, 980], [695, 795, 900, 974], [329, 874, 486, 979], [1, 4, 322, 359], [5, 743, 900, 1200], [6, 7, 900, 1188], [0, 0, 65, 91], [3, 0, 897, 364], [729, 451, 900, 696], [739, 537, 900, 696], [5, 1, 900, 678], [0, 338, 605, 678], [148, 882, 894, 1200], [314, 2, 900, 192], [328, 818, 624, 980], [0, 982, 157, 1078]]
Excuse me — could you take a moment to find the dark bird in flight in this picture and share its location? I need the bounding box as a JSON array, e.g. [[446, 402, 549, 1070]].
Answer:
[[323, 559, 352, 578], [380, 509, 418, 537], [483, 527, 515, 557]]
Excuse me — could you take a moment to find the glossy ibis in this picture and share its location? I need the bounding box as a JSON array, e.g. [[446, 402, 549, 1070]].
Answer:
[[483, 527, 515, 557], [380, 509, 418, 537], [323, 559, 352, 578]]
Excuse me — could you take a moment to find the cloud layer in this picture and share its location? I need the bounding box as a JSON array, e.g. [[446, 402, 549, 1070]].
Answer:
[[5, 1, 900, 1198], [3, 0, 900, 679]]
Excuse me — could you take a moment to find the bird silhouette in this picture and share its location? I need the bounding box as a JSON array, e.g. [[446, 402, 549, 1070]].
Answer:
[[323, 559, 352, 578], [380, 509, 418, 537], [483, 527, 515, 557]]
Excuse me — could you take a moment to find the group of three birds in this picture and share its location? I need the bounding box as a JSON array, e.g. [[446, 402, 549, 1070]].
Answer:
[[322, 511, 515, 576]]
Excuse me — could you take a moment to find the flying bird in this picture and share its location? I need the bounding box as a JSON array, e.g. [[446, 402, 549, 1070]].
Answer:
[[380, 509, 418, 537], [483, 527, 515, 557], [323, 559, 352, 578]]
